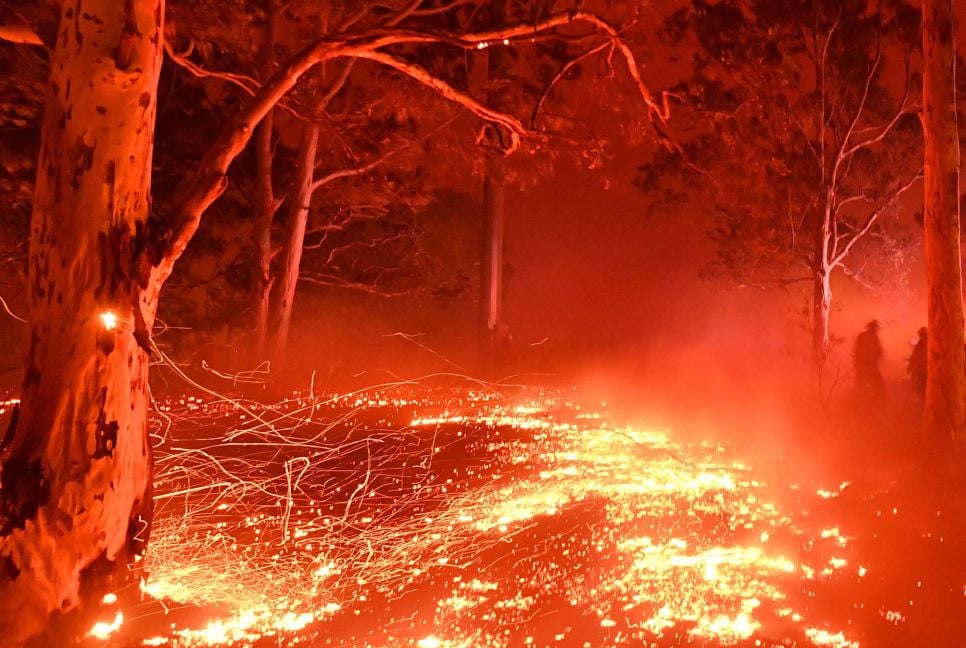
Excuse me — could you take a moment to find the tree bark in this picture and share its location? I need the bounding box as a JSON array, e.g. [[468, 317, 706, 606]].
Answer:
[[0, 0, 163, 643], [922, 0, 965, 441], [251, 113, 276, 365], [250, 2, 278, 366], [473, 15, 510, 372], [812, 267, 832, 368]]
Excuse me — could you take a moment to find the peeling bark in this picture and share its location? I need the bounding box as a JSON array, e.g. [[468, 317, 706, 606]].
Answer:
[[0, 0, 163, 643], [922, 0, 965, 441]]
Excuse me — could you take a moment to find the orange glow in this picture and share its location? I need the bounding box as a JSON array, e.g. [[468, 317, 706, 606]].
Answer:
[[129, 389, 861, 647], [99, 310, 118, 331], [88, 611, 123, 640]]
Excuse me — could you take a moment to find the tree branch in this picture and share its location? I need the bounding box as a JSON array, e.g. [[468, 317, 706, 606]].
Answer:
[[530, 41, 610, 128], [311, 115, 458, 192], [830, 167, 922, 267], [300, 272, 411, 297], [348, 49, 528, 148], [0, 24, 43, 46], [163, 40, 260, 95], [162, 39, 306, 120], [838, 45, 916, 164], [411, 0, 474, 19], [147, 11, 675, 284]]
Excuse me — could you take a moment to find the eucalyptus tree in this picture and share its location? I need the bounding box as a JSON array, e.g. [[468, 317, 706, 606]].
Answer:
[[921, 0, 964, 440], [0, 0, 676, 641], [641, 0, 923, 366]]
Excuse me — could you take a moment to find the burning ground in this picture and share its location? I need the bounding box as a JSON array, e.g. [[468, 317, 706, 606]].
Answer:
[[66, 384, 966, 648]]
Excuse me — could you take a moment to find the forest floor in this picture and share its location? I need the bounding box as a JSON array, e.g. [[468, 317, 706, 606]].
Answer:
[[61, 380, 966, 648]]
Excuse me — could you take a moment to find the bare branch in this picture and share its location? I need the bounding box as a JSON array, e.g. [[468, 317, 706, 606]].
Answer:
[[311, 115, 458, 192], [838, 44, 916, 165], [384, 0, 424, 27], [839, 262, 876, 290], [832, 192, 872, 217], [299, 272, 412, 297], [349, 49, 528, 148], [0, 294, 26, 323], [320, 231, 409, 265], [833, 51, 880, 167], [163, 39, 307, 121], [163, 40, 260, 95], [531, 41, 610, 128], [148, 11, 675, 284], [317, 61, 355, 112], [411, 0, 474, 18], [831, 167, 923, 267], [0, 24, 42, 46]]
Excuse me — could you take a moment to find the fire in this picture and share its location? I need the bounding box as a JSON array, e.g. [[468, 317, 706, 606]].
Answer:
[[99, 310, 119, 330], [88, 611, 123, 640], [124, 387, 863, 646]]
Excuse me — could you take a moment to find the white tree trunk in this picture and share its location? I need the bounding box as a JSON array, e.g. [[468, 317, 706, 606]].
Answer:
[[812, 269, 832, 368], [270, 121, 320, 372], [0, 0, 163, 643]]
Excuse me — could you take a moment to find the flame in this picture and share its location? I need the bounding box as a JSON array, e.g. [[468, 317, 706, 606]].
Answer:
[[88, 611, 123, 640], [99, 310, 118, 331]]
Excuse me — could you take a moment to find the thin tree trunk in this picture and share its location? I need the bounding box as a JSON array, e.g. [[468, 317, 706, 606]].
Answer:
[[267, 54, 352, 375], [270, 122, 320, 372], [922, 0, 965, 441], [0, 0, 163, 643], [251, 113, 275, 364], [480, 153, 505, 362], [474, 8, 509, 371], [812, 268, 832, 368], [250, 2, 278, 366], [811, 198, 834, 367]]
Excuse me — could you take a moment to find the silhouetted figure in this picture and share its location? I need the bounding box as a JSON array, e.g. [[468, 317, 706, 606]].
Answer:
[[854, 320, 885, 400], [908, 327, 927, 400]]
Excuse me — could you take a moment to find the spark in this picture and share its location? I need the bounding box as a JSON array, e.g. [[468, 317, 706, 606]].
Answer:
[[115, 384, 865, 647], [88, 611, 123, 640], [99, 310, 118, 331]]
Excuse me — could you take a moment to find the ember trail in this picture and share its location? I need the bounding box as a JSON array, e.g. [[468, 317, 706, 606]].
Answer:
[[85, 387, 861, 647], [3, 0, 966, 645]]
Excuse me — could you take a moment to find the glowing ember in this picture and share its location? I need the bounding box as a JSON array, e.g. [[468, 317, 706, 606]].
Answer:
[[130, 387, 866, 646], [99, 310, 119, 331], [88, 611, 123, 640]]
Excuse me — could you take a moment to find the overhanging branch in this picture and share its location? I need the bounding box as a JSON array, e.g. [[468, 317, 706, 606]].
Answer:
[[0, 24, 42, 46], [148, 10, 675, 284]]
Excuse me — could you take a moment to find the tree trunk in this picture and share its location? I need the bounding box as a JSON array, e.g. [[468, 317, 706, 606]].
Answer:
[[811, 200, 834, 368], [473, 12, 509, 372], [479, 153, 506, 364], [250, 3, 278, 366], [922, 0, 966, 441], [0, 0, 163, 643], [251, 114, 275, 365], [812, 268, 832, 368], [270, 121, 320, 373]]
